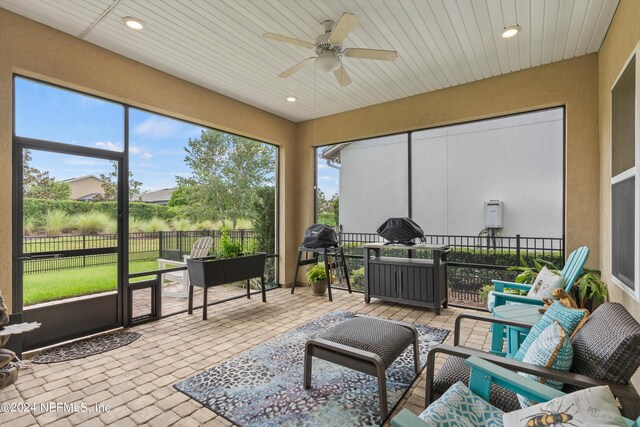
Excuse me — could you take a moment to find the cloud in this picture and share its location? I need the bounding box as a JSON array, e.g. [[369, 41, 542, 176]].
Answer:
[[130, 146, 142, 154], [95, 141, 123, 151], [133, 116, 182, 139], [141, 152, 153, 160]]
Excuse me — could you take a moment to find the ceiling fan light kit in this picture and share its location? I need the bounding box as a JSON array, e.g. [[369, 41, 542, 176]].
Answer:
[[263, 12, 398, 86]]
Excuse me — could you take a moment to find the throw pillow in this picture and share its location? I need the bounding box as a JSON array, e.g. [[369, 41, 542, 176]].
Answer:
[[526, 266, 564, 299], [504, 386, 626, 427], [419, 381, 504, 427], [514, 302, 588, 361], [517, 321, 573, 407]]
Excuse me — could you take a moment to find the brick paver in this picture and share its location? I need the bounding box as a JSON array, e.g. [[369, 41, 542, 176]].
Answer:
[[1, 287, 492, 426]]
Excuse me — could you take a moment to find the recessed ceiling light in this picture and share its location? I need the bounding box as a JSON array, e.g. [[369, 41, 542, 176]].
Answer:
[[123, 17, 145, 31], [501, 25, 521, 38], [286, 96, 297, 102]]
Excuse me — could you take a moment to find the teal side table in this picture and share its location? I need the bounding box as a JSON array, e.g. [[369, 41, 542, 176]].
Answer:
[[491, 304, 542, 357]]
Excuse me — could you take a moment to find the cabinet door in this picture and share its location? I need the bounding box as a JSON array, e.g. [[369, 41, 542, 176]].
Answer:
[[369, 263, 398, 298], [400, 265, 434, 303]]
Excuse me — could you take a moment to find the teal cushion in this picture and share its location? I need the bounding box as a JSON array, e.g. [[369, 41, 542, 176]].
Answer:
[[517, 321, 573, 407], [514, 302, 587, 361], [419, 381, 504, 426]]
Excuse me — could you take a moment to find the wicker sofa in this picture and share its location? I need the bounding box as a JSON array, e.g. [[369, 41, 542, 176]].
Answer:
[[425, 303, 640, 419]]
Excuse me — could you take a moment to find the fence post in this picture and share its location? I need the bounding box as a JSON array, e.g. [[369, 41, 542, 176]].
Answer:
[[158, 231, 163, 259], [241, 229, 245, 249], [178, 231, 183, 258], [83, 234, 86, 268], [516, 234, 521, 262]]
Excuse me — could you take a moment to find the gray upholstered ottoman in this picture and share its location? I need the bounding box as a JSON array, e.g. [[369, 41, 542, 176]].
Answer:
[[304, 315, 420, 419]]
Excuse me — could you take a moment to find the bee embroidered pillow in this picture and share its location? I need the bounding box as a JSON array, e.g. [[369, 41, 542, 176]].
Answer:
[[503, 386, 626, 427], [526, 266, 564, 299]]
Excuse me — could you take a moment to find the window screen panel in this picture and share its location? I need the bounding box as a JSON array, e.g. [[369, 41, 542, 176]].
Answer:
[[612, 57, 636, 177], [612, 176, 635, 290]]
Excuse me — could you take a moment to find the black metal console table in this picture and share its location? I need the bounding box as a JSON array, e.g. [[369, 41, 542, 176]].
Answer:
[[362, 243, 450, 315]]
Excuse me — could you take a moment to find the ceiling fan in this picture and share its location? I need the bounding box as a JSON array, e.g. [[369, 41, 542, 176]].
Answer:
[[263, 12, 398, 86]]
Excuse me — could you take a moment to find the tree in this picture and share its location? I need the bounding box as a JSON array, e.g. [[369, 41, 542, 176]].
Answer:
[[174, 129, 275, 228], [250, 186, 276, 254], [93, 162, 142, 201], [23, 149, 71, 200], [316, 190, 339, 227]]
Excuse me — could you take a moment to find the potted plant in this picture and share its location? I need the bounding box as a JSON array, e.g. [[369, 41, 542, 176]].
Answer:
[[186, 229, 267, 320], [573, 270, 608, 311], [306, 264, 328, 296]]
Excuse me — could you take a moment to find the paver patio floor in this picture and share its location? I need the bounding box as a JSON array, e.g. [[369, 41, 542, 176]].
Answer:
[[1, 287, 492, 426]]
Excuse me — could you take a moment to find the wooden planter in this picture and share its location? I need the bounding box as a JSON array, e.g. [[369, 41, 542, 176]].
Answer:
[[187, 253, 267, 320]]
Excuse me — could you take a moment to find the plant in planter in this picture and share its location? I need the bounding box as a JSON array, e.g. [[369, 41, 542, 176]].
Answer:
[[306, 264, 328, 296], [508, 257, 560, 285], [219, 228, 245, 258], [574, 270, 608, 311]]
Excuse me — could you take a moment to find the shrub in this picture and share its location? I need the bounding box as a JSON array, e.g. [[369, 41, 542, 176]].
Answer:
[[75, 212, 111, 234], [104, 219, 118, 234], [196, 220, 216, 230], [142, 218, 170, 232], [235, 219, 253, 230], [219, 229, 244, 258], [172, 218, 194, 231], [41, 209, 70, 236], [129, 218, 145, 232], [350, 266, 365, 288], [23, 219, 37, 236]]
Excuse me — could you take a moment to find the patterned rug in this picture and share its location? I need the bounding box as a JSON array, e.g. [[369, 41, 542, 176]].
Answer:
[[174, 311, 449, 426], [30, 332, 140, 364]]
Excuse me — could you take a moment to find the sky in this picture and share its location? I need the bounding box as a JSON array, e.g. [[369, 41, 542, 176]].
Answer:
[[15, 77, 275, 193], [316, 152, 339, 197]]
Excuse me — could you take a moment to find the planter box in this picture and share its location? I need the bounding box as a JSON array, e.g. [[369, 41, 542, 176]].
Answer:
[[186, 253, 267, 320]]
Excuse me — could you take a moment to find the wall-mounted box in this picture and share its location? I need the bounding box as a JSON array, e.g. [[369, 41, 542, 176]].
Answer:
[[484, 200, 504, 229]]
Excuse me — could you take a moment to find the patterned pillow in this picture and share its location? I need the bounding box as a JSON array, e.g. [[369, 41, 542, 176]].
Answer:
[[526, 266, 564, 299], [514, 302, 588, 361], [517, 321, 573, 407], [504, 386, 626, 427], [419, 381, 504, 427]]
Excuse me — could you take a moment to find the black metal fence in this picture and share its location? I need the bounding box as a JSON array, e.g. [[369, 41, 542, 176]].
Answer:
[[336, 232, 564, 309], [23, 230, 257, 274]]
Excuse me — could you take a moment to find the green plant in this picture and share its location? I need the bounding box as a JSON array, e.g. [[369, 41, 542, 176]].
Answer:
[[142, 218, 170, 232], [219, 228, 244, 258], [306, 264, 327, 283], [75, 212, 111, 234], [479, 284, 494, 304], [508, 256, 560, 284], [129, 218, 145, 232], [350, 266, 365, 288], [41, 209, 70, 236], [23, 219, 37, 235], [172, 218, 194, 231], [196, 220, 216, 230], [575, 270, 608, 307]]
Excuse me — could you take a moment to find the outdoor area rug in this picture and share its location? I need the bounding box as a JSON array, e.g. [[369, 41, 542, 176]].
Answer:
[[174, 311, 449, 426], [30, 331, 141, 364]]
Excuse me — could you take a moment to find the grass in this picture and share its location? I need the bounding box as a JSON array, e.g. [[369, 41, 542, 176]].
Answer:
[[23, 260, 158, 306]]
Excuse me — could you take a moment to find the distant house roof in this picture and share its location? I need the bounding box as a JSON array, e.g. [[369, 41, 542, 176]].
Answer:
[[140, 188, 174, 204], [319, 143, 350, 162], [76, 193, 102, 202], [63, 175, 102, 183]]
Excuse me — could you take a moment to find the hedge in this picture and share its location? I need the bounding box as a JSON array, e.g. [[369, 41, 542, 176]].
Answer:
[[24, 198, 176, 222]]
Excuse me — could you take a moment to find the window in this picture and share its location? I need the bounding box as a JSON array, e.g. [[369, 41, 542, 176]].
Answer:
[[611, 46, 639, 298]]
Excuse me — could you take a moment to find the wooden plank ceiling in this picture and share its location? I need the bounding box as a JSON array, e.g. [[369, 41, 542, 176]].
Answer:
[[0, 0, 618, 122]]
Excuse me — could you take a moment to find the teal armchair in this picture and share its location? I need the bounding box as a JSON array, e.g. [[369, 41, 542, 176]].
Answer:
[[491, 246, 589, 310], [390, 356, 640, 427]]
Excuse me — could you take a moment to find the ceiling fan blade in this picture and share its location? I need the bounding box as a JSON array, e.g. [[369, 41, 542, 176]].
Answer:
[[328, 12, 359, 44], [333, 64, 352, 86], [263, 32, 315, 49], [344, 48, 398, 61], [278, 57, 315, 78]]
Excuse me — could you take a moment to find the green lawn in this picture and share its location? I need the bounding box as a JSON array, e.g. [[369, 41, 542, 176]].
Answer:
[[23, 260, 159, 306]]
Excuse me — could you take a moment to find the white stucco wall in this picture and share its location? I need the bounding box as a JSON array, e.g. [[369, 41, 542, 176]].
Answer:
[[339, 134, 409, 233], [338, 108, 564, 237]]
